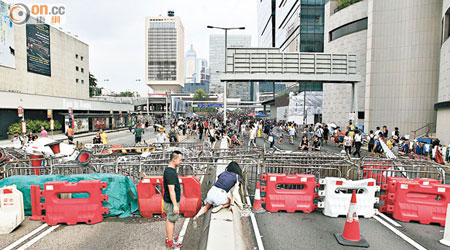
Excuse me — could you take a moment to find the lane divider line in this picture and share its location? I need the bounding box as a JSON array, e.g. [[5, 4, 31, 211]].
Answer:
[[376, 211, 402, 227], [373, 216, 427, 250], [175, 157, 205, 250], [246, 196, 265, 250], [3, 224, 49, 250], [174, 218, 190, 250], [16, 225, 60, 250]]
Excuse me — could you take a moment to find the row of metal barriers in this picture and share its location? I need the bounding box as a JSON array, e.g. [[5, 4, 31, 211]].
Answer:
[[257, 173, 450, 226]]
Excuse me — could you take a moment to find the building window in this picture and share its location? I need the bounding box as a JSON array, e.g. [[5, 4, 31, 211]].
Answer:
[[81, 79, 84, 84], [329, 17, 368, 41], [443, 7, 450, 44], [76, 66, 79, 71], [81, 68, 84, 73], [75, 54, 78, 59], [81, 56, 84, 61], [358, 111, 365, 120], [76, 79, 79, 83]]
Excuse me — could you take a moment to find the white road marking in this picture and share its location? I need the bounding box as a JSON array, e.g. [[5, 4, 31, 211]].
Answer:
[[175, 150, 204, 249], [174, 218, 190, 250], [376, 212, 402, 227], [246, 196, 265, 250], [16, 225, 60, 250], [373, 216, 427, 250], [3, 224, 49, 250]]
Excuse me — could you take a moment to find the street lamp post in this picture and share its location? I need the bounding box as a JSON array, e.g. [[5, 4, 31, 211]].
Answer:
[[207, 25, 245, 125]]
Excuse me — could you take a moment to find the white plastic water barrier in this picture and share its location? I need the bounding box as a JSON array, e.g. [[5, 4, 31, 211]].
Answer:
[[318, 177, 379, 218], [0, 185, 25, 234]]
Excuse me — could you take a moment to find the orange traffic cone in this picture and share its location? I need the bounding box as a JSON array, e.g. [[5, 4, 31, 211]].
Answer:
[[334, 190, 369, 248], [252, 181, 266, 214]]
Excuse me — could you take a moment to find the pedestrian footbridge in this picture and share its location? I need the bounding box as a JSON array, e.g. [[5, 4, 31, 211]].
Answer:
[[220, 48, 361, 116]]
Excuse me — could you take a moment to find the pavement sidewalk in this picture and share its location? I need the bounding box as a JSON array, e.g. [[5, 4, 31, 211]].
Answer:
[[0, 128, 129, 148]]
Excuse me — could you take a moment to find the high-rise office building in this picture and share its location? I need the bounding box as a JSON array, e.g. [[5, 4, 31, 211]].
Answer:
[[185, 44, 197, 83], [275, 0, 327, 52], [194, 59, 209, 84], [258, 0, 276, 47], [436, 0, 450, 143], [322, 0, 442, 138], [209, 34, 251, 94], [145, 12, 184, 93]]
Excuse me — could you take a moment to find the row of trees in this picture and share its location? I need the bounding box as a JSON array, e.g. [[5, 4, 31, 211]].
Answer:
[[8, 120, 62, 135], [89, 73, 137, 97]]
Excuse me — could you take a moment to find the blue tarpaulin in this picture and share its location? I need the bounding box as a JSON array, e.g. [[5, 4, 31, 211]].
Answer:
[[0, 173, 139, 218]]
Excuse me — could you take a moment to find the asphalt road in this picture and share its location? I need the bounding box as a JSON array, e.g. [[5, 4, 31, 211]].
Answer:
[[1, 132, 447, 250], [0, 134, 258, 250], [71, 128, 161, 146], [251, 136, 447, 250]]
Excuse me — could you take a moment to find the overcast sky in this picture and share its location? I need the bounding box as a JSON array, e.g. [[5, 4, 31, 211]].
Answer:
[[5, 0, 258, 95]]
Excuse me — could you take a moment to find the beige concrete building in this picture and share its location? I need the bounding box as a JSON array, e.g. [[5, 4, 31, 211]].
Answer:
[[323, 0, 443, 140], [145, 12, 184, 93], [0, 23, 89, 99], [436, 0, 450, 144]]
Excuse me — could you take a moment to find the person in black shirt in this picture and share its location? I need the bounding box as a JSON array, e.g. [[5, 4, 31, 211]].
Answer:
[[298, 136, 310, 151], [311, 135, 321, 151], [92, 132, 101, 144], [323, 124, 329, 144], [163, 151, 183, 248]]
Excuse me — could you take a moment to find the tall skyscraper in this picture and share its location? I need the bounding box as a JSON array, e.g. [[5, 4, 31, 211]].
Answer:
[[209, 34, 251, 94], [145, 11, 184, 93], [274, 0, 327, 52], [185, 44, 197, 83], [257, 0, 276, 47]]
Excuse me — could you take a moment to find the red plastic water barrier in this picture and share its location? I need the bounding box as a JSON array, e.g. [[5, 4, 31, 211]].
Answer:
[[260, 174, 318, 213], [392, 180, 449, 226], [138, 176, 164, 217], [30, 185, 42, 220], [179, 176, 202, 217], [362, 161, 391, 185], [40, 180, 109, 226], [379, 177, 409, 214], [138, 176, 202, 218]]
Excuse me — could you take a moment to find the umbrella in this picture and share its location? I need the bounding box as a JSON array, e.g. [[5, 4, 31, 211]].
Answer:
[[327, 123, 337, 129], [248, 113, 256, 117], [255, 113, 268, 117]]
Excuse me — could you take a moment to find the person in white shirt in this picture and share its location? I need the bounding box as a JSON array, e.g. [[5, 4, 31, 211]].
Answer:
[[11, 132, 23, 149], [248, 125, 257, 147], [343, 131, 352, 155], [156, 127, 168, 143], [288, 126, 296, 144], [241, 123, 246, 137], [352, 130, 362, 157]]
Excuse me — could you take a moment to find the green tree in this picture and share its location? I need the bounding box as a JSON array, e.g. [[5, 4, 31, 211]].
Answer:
[[89, 73, 102, 97], [117, 91, 135, 97], [193, 89, 208, 101], [192, 89, 217, 113]]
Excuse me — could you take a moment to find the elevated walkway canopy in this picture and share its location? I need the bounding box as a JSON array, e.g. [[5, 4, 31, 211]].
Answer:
[[220, 48, 362, 119], [221, 48, 360, 83]]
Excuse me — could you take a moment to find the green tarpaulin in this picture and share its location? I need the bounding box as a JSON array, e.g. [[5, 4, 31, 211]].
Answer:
[[0, 174, 139, 218]]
